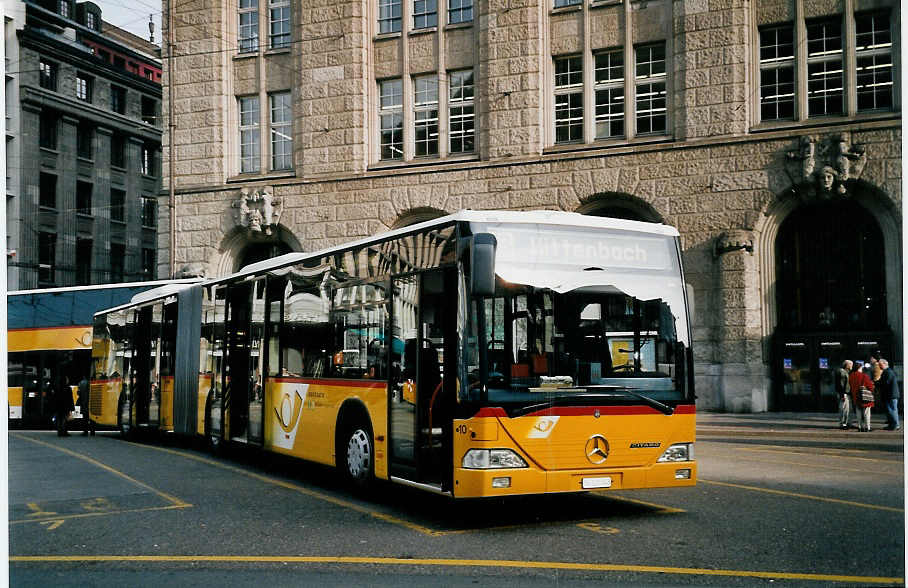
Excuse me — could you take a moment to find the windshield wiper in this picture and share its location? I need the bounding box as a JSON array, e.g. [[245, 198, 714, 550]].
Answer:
[[584, 385, 675, 415]]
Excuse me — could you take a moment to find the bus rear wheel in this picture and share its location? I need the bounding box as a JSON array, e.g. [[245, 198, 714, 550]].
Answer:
[[342, 424, 374, 488]]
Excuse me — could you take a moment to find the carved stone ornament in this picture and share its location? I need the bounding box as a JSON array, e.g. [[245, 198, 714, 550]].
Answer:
[[715, 229, 754, 257], [786, 133, 867, 198], [233, 186, 283, 235]]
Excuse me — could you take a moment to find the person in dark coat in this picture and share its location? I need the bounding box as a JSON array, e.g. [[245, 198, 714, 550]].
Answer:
[[878, 359, 901, 431], [55, 377, 75, 437], [76, 377, 95, 436]]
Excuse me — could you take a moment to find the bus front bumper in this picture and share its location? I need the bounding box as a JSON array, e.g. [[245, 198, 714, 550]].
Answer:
[[452, 461, 697, 498]]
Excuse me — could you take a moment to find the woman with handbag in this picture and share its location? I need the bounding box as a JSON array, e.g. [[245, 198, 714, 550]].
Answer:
[[849, 362, 875, 432]]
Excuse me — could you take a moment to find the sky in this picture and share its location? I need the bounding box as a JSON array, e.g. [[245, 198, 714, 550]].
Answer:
[[94, 0, 161, 46]]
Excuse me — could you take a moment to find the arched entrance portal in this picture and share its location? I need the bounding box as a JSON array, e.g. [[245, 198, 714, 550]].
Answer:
[[236, 240, 293, 271], [774, 199, 889, 411]]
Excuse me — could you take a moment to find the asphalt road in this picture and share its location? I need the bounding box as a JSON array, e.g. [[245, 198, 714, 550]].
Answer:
[[8, 420, 905, 587]]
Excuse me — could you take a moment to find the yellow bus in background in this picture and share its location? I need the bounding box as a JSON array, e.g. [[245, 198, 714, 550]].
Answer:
[[91, 210, 696, 498]]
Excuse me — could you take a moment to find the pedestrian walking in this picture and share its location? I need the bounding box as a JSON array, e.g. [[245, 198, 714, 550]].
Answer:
[[76, 376, 95, 436], [877, 359, 901, 431], [55, 377, 75, 437], [849, 362, 875, 432], [836, 360, 853, 429]]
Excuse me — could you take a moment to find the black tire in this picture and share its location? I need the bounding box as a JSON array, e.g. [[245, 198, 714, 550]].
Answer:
[[117, 396, 132, 439], [340, 421, 374, 489]]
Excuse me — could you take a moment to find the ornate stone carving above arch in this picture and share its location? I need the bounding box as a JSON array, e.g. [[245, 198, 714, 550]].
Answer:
[[211, 224, 303, 278], [391, 206, 448, 229], [783, 132, 868, 200], [575, 192, 664, 223]]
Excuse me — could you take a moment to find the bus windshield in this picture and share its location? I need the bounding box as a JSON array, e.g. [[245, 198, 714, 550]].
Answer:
[[460, 221, 692, 414]]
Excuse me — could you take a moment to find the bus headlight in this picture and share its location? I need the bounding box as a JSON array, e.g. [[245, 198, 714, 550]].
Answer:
[[657, 443, 694, 462], [462, 449, 528, 469]]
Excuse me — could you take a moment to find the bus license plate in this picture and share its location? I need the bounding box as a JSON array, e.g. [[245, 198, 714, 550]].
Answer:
[[582, 477, 612, 489]]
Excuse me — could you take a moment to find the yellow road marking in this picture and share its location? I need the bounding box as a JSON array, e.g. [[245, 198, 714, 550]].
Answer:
[[591, 493, 686, 514], [39, 520, 64, 531], [731, 454, 903, 476], [7, 555, 902, 584], [577, 522, 619, 534], [13, 433, 190, 508], [739, 446, 904, 464], [11, 505, 191, 526], [701, 479, 903, 512], [26, 503, 57, 517]]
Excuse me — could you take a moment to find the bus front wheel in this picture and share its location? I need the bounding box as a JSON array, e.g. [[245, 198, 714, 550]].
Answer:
[[342, 424, 374, 488]]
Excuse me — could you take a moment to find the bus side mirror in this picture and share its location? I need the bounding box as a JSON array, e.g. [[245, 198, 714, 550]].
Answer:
[[470, 233, 497, 297]]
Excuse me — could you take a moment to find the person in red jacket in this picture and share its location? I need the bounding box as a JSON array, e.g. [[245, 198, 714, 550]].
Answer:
[[849, 362, 875, 432]]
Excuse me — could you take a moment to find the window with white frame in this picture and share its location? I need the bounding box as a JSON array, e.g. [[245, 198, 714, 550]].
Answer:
[[239, 0, 259, 53], [40, 59, 57, 91], [449, 69, 474, 153], [554, 0, 580, 7], [758, 25, 795, 121], [554, 55, 583, 143], [413, 0, 437, 29], [634, 43, 667, 135], [269, 0, 290, 49], [239, 96, 261, 173], [806, 18, 843, 117], [413, 75, 439, 156], [59, 0, 70, 18], [594, 49, 624, 139], [76, 73, 92, 102], [855, 11, 893, 112], [379, 0, 401, 33], [379, 79, 403, 160], [448, 0, 472, 24], [270, 91, 292, 170]]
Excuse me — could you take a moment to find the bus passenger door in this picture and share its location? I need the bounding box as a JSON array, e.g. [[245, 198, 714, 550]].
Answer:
[[224, 280, 266, 446], [389, 269, 456, 490]]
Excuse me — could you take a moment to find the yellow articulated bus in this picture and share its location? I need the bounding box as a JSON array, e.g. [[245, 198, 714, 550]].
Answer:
[[91, 210, 696, 497]]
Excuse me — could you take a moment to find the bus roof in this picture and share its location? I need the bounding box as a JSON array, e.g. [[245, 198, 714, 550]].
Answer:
[[7, 278, 202, 297], [230, 209, 679, 281]]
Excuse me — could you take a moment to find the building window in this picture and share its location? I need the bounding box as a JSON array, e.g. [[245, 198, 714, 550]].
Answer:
[[86, 11, 97, 30], [855, 11, 893, 112], [449, 69, 474, 153], [77, 122, 94, 159], [554, 0, 580, 7], [270, 91, 292, 170], [59, 0, 70, 18], [759, 25, 795, 121], [142, 96, 158, 125], [142, 248, 156, 280], [142, 196, 157, 228], [379, 79, 403, 160], [111, 86, 126, 114], [634, 43, 667, 135], [76, 180, 93, 215], [39, 59, 57, 91], [141, 143, 158, 176], [39, 173, 57, 209], [806, 17, 844, 117], [413, 75, 438, 157], [38, 232, 56, 284], [269, 0, 290, 49], [76, 73, 92, 102], [110, 243, 125, 282], [239, 0, 259, 53], [111, 133, 126, 168], [379, 0, 401, 33], [554, 55, 583, 143], [448, 0, 471, 24], [594, 49, 625, 139], [39, 111, 57, 149], [413, 0, 437, 29], [76, 239, 92, 286], [238, 96, 261, 173], [111, 188, 126, 222]]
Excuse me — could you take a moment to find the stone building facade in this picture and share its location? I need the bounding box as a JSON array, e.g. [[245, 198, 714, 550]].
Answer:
[[162, 0, 902, 412]]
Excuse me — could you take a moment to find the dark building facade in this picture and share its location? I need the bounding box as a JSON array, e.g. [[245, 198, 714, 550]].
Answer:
[[6, 0, 163, 290], [161, 0, 901, 412]]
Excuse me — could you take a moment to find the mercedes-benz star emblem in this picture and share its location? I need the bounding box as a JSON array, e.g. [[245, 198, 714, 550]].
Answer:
[[585, 434, 610, 464]]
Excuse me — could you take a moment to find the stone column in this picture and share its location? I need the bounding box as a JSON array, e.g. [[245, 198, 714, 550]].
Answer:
[[714, 229, 768, 412]]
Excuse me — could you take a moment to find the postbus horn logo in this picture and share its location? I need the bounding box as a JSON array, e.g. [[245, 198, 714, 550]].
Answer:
[[275, 389, 304, 433], [585, 434, 610, 464]]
